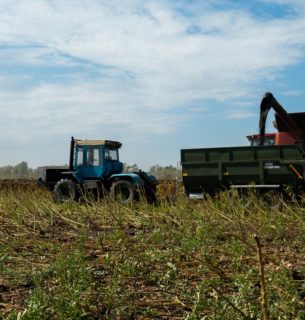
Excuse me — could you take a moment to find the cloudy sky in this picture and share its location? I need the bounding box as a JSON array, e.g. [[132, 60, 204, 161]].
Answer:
[[1, 0, 305, 169]]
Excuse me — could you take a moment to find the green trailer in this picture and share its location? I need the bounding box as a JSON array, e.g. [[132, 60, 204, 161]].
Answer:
[[181, 144, 305, 199], [181, 92, 305, 201]]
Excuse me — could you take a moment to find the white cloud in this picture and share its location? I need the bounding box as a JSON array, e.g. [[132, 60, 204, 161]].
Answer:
[[1, 1, 305, 91], [190, 107, 208, 112], [283, 90, 303, 96], [0, 77, 188, 140], [0, 0, 305, 166], [256, 0, 305, 8], [225, 111, 256, 119]]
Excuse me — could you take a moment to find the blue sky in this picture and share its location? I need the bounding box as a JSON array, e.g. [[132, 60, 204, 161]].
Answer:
[[0, 0, 305, 170]]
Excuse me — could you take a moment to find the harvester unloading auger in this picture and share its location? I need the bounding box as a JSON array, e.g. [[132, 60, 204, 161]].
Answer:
[[181, 92, 305, 206], [259, 92, 305, 146]]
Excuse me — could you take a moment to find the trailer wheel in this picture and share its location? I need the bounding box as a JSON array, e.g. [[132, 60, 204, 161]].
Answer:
[[230, 188, 253, 209], [111, 180, 135, 204], [240, 194, 251, 209], [53, 179, 79, 204], [262, 190, 282, 210]]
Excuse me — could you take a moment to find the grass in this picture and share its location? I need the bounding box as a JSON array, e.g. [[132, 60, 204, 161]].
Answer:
[[0, 183, 304, 319]]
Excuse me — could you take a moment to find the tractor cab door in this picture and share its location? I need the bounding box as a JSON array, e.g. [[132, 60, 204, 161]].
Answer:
[[75, 146, 104, 179]]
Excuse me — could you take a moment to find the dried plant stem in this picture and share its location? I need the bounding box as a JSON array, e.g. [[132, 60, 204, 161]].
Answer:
[[254, 234, 269, 320]]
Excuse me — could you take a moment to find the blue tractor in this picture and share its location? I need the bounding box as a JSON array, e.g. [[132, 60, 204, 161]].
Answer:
[[37, 137, 158, 204]]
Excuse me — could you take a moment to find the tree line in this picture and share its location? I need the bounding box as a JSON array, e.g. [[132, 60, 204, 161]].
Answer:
[[0, 162, 178, 180], [0, 162, 37, 179], [124, 163, 179, 180]]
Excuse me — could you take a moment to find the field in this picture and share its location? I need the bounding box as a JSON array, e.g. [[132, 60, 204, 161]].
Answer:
[[0, 181, 304, 319]]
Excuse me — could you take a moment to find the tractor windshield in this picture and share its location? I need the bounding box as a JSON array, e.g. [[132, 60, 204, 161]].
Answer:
[[250, 135, 275, 146], [87, 147, 101, 166], [105, 148, 119, 161]]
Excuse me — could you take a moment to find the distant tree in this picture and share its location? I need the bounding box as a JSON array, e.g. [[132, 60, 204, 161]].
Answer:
[[12, 162, 29, 179], [27, 168, 37, 179], [123, 163, 139, 173], [122, 162, 128, 173], [122, 163, 179, 179], [149, 164, 178, 180], [130, 163, 139, 172], [149, 165, 162, 178], [0, 162, 39, 179], [0, 165, 13, 179], [163, 165, 178, 179]]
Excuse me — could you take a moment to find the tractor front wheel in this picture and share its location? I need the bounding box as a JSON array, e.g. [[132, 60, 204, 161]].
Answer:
[[53, 179, 79, 204], [110, 180, 136, 204]]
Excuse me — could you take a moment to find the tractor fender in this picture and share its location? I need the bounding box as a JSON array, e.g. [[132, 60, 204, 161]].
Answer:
[[62, 171, 83, 184], [110, 173, 145, 186], [144, 173, 158, 184]]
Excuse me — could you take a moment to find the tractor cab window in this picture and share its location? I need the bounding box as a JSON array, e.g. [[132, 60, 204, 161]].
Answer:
[[105, 148, 118, 161], [264, 136, 275, 145], [77, 147, 83, 166], [249, 136, 275, 146], [87, 147, 101, 166]]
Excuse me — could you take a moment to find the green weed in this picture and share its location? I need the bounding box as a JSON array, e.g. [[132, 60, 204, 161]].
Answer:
[[0, 185, 304, 319]]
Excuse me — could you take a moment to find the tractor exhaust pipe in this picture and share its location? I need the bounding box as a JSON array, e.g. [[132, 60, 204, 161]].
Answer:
[[69, 136, 75, 171], [259, 92, 305, 145]]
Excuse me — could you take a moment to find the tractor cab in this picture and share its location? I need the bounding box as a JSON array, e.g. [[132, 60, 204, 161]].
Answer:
[[247, 132, 296, 146], [247, 133, 276, 146], [72, 139, 123, 180]]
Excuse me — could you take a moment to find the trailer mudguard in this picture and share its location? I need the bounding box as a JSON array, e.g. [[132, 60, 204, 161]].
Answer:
[[110, 173, 145, 186]]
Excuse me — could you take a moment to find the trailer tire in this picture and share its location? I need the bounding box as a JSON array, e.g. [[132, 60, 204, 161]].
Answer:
[[53, 179, 79, 204], [262, 190, 282, 210], [111, 180, 135, 204]]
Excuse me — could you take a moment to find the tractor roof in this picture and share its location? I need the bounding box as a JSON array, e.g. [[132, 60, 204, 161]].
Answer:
[[75, 140, 122, 148]]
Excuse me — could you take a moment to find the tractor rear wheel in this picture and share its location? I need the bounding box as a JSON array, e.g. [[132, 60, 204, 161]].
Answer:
[[53, 179, 79, 204], [110, 180, 136, 204]]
